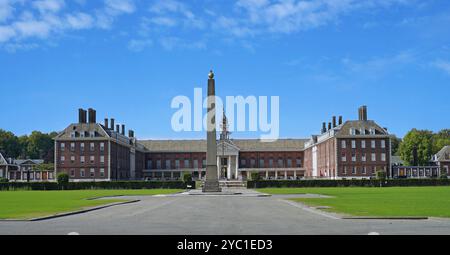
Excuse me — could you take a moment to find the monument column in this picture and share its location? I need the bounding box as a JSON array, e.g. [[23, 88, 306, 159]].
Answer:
[[203, 70, 221, 192]]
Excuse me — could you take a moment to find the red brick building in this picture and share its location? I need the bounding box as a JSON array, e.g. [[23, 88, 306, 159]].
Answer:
[[54, 108, 146, 182], [303, 106, 392, 179], [55, 106, 394, 182]]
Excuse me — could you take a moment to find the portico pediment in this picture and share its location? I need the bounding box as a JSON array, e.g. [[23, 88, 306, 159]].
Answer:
[[217, 140, 240, 156]]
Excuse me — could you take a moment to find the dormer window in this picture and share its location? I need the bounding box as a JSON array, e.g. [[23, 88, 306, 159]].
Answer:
[[349, 128, 356, 135], [90, 131, 95, 138], [70, 132, 76, 138], [369, 128, 376, 135], [80, 132, 85, 138]]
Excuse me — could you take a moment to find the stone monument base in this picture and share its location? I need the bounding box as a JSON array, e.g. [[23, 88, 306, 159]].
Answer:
[[202, 180, 222, 192]]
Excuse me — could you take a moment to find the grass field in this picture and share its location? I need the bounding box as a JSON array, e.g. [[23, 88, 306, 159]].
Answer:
[[0, 189, 182, 220], [257, 187, 450, 218]]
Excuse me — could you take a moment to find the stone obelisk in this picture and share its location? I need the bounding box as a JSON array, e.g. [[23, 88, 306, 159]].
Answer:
[[202, 70, 221, 192]]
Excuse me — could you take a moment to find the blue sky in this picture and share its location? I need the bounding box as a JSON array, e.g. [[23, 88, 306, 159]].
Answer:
[[0, 0, 449, 140]]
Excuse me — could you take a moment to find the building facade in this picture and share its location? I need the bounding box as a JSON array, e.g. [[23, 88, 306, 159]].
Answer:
[[54, 108, 146, 182], [55, 104, 396, 182], [304, 106, 392, 179], [391, 146, 450, 178], [0, 153, 54, 182]]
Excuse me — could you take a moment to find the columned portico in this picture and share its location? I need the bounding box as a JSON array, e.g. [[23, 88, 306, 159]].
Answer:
[[217, 140, 240, 180]]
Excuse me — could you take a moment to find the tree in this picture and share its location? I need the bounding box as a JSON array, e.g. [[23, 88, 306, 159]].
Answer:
[[26, 131, 55, 162], [57, 172, 69, 189], [376, 170, 386, 180], [182, 172, 192, 183], [390, 135, 402, 156], [432, 129, 450, 154], [0, 129, 20, 158], [17, 135, 29, 159], [399, 129, 433, 166], [251, 172, 261, 181]]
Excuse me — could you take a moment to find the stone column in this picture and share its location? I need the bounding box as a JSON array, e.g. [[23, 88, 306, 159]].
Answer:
[[227, 156, 231, 179], [203, 70, 221, 192], [235, 156, 239, 179]]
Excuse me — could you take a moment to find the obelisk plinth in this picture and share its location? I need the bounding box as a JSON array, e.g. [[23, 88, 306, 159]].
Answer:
[[202, 70, 221, 192]]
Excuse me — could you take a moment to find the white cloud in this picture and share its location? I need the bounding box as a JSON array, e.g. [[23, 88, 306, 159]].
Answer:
[[66, 12, 93, 30], [230, 0, 415, 34], [150, 17, 177, 27], [0, 0, 15, 23], [32, 0, 65, 14], [148, 0, 204, 30], [149, 0, 187, 15], [159, 36, 206, 51], [0, 25, 15, 42], [13, 19, 52, 38], [433, 60, 450, 75], [3, 42, 38, 52], [128, 39, 152, 52], [105, 0, 135, 15]]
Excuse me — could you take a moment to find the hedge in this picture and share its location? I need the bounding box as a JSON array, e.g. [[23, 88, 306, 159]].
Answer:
[[0, 181, 195, 191], [247, 179, 450, 188]]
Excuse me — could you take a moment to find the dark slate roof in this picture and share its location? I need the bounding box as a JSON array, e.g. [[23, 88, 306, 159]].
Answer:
[[336, 120, 389, 136], [13, 159, 44, 165], [138, 139, 307, 152], [54, 123, 110, 139], [434, 146, 450, 162]]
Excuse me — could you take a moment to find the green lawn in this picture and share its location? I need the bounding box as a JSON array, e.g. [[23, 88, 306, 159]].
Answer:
[[0, 189, 182, 220], [257, 187, 450, 218]]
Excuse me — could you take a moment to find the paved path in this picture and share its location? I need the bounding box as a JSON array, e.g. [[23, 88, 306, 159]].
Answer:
[[1, 189, 450, 235]]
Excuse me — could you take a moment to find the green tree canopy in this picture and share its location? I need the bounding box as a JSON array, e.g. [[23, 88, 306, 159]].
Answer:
[[432, 129, 450, 154], [399, 129, 434, 166], [0, 129, 57, 163], [0, 129, 20, 158], [390, 135, 402, 156]]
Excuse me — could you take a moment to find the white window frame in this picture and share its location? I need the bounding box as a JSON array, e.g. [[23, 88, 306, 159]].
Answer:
[[381, 140, 386, 148], [381, 153, 386, 162], [371, 140, 376, 149], [372, 153, 376, 161], [80, 169, 85, 177], [351, 140, 356, 149], [361, 140, 366, 148], [80, 156, 85, 164], [341, 140, 346, 149]]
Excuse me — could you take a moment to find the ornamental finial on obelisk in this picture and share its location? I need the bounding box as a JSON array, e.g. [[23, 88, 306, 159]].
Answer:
[[208, 70, 214, 80]]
